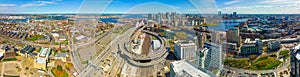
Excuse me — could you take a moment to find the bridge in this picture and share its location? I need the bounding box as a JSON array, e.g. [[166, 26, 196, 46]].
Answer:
[[119, 24, 169, 67]]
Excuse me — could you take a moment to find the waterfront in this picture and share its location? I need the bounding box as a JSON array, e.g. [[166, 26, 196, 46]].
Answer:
[[207, 19, 248, 31]]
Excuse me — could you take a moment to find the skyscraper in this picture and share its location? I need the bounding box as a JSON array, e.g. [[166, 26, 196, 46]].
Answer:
[[194, 26, 207, 49], [211, 31, 220, 44], [148, 14, 153, 20], [166, 12, 170, 20], [290, 44, 300, 77], [233, 12, 237, 18], [157, 12, 162, 23], [198, 42, 223, 72], [174, 40, 197, 60], [226, 27, 241, 47], [218, 11, 222, 16], [226, 27, 242, 53]]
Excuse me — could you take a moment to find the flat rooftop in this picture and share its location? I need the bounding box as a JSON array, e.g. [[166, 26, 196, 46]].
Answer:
[[292, 44, 300, 60], [36, 57, 46, 64], [39, 48, 51, 57], [242, 43, 256, 47], [296, 52, 300, 60], [171, 60, 212, 77], [176, 41, 196, 47]]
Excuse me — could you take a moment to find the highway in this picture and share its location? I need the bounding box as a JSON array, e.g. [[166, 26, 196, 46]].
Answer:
[[120, 27, 167, 60], [73, 26, 115, 48], [118, 25, 169, 68], [76, 27, 137, 77], [69, 44, 84, 73], [74, 22, 169, 76], [70, 26, 118, 73]]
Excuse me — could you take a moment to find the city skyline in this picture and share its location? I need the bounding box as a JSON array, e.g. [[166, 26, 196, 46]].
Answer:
[[0, 0, 300, 14], [0, 0, 298, 77]]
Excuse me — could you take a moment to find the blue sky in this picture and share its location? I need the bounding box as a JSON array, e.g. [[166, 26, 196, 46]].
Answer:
[[0, 0, 299, 14]]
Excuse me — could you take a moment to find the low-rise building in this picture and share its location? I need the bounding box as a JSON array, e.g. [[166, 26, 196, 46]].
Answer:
[[54, 53, 68, 62], [51, 33, 60, 38], [268, 41, 280, 51], [163, 29, 174, 39], [0, 45, 4, 60], [1, 44, 17, 59], [0, 52, 3, 60], [225, 43, 238, 54], [240, 40, 263, 55], [18, 45, 35, 57], [75, 35, 85, 41], [151, 40, 161, 50], [58, 34, 67, 42], [4, 50, 16, 59], [0, 46, 5, 53], [34, 34, 51, 43], [34, 47, 51, 70]]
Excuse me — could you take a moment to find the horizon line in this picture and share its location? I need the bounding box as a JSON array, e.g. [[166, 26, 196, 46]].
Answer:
[[1, 12, 300, 15]]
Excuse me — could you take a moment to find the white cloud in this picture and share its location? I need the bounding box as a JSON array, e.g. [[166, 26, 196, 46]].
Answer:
[[37, 1, 56, 4], [0, 8, 9, 11], [220, 0, 300, 14], [258, 0, 289, 4], [0, 7, 17, 13], [0, 4, 17, 7], [257, 0, 300, 6], [21, 3, 47, 7], [21, 0, 62, 7], [224, 0, 242, 5], [221, 5, 300, 14]]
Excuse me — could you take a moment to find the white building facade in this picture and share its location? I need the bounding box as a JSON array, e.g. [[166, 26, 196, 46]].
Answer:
[[174, 41, 197, 60]]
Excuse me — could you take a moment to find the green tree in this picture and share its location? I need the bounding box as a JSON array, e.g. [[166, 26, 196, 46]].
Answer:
[[57, 65, 63, 71]]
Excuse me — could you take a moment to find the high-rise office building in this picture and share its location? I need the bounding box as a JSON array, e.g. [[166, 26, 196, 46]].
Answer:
[[211, 31, 220, 44], [157, 12, 162, 23], [171, 12, 176, 21], [151, 12, 187, 26], [194, 26, 207, 49], [166, 12, 170, 20], [218, 11, 222, 16], [256, 40, 263, 54], [226, 27, 242, 47], [211, 31, 226, 45], [198, 42, 222, 71], [174, 41, 197, 60], [290, 44, 300, 77], [148, 14, 153, 20], [233, 12, 237, 18]]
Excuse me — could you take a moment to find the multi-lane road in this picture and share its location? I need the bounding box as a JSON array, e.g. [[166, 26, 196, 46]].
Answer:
[[72, 22, 169, 76], [119, 29, 169, 67], [69, 26, 118, 73], [75, 27, 137, 77]]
